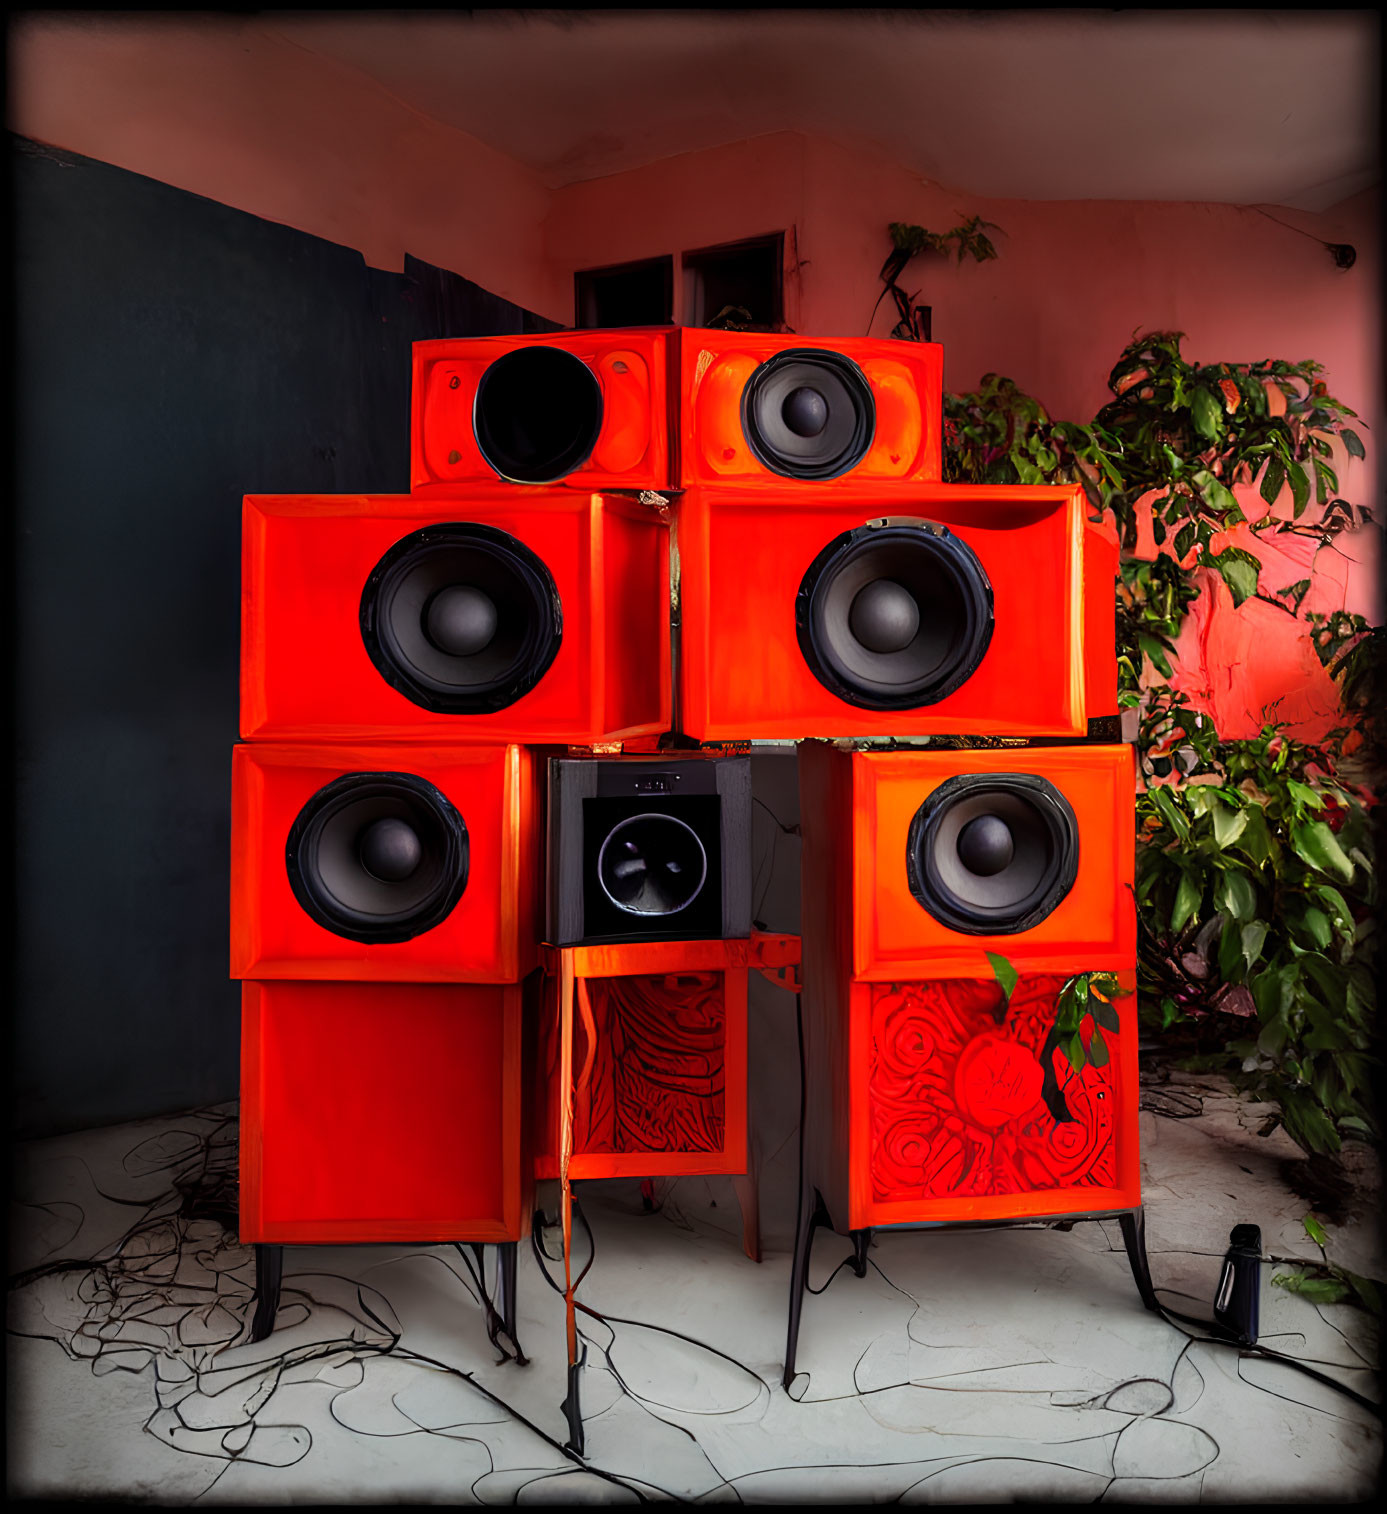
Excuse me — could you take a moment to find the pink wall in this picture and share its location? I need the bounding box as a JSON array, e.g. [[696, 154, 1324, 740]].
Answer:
[[8, 14, 569, 322]]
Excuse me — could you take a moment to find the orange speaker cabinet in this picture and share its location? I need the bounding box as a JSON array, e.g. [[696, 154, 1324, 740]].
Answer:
[[411, 328, 677, 492], [1083, 517, 1120, 721], [797, 742, 1139, 1232], [241, 491, 670, 745], [231, 742, 539, 982], [679, 329, 943, 489], [240, 979, 531, 1244], [533, 940, 750, 1182], [676, 483, 1090, 741]]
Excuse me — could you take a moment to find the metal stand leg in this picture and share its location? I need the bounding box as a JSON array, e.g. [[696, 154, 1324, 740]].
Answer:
[[494, 1241, 527, 1364], [783, 1184, 830, 1391], [249, 1243, 283, 1343], [1119, 1208, 1162, 1315], [469, 1242, 526, 1364], [849, 1227, 873, 1278]]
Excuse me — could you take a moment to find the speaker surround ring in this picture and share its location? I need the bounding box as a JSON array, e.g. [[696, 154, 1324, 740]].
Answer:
[[905, 773, 1079, 935], [596, 812, 709, 918], [473, 345, 604, 484], [740, 348, 875, 480], [360, 522, 562, 715], [796, 518, 994, 711], [286, 772, 469, 944]]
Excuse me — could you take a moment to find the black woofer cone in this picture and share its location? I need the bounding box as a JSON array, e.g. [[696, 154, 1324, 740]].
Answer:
[[740, 349, 875, 480], [360, 523, 562, 715], [473, 346, 604, 484], [596, 813, 709, 917], [286, 772, 469, 944], [796, 518, 994, 710], [905, 773, 1079, 935]]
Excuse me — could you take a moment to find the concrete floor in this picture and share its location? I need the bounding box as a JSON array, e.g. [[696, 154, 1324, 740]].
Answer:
[[7, 1068, 1381, 1504]]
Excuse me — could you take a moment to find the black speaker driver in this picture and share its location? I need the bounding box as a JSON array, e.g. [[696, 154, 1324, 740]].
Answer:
[[740, 349, 875, 480], [360, 523, 562, 715], [473, 345, 604, 484], [286, 772, 470, 944], [597, 813, 709, 918], [796, 518, 994, 710], [905, 773, 1079, 935]]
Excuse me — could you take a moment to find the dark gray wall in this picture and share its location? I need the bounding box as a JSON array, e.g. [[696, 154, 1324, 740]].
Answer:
[[12, 134, 556, 1138]]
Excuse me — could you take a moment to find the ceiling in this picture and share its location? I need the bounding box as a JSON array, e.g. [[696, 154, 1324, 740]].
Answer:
[[267, 9, 1380, 212]]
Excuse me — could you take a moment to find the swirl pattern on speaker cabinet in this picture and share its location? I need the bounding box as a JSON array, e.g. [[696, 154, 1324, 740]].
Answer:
[[574, 972, 727, 1156], [869, 975, 1117, 1203]]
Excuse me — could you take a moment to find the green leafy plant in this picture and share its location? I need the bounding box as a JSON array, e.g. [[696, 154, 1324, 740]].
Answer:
[[1115, 556, 1202, 709], [944, 332, 1378, 1159], [872, 216, 1001, 341], [1133, 696, 1376, 1154], [987, 955, 1124, 1089], [1272, 1214, 1384, 1314]]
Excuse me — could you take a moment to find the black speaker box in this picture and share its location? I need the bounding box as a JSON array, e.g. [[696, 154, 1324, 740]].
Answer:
[[546, 756, 752, 947]]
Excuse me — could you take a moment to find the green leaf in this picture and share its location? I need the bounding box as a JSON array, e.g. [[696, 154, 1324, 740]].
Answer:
[[1210, 796, 1248, 849], [1172, 872, 1202, 933], [1065, 1033, 1087, 1072], [1086, 1027, 1110, 1067], [1272, 1270, 1352, 1306], [1092, 997, 1121, 1033], [1343, 428, 1365, 460], [1291, 819, 1356, 883], [1286, 779, 1325, 811], [986, 951, 1019, 1004], [1174, 522, 1197, 560], [1191, 386, 1222, 440], [1288, 461, 1310, 517], [1215, 870, 1257, 923], [1303, 906, 1334, 949], [1149, 784, 1190, 841], [1303, 1214, 1329, 1248], [1241, 920, 1269, 971], [1260, 454, 1286, 504], [1208, 548, 1260, 606], [1218, 914, 1243, 981]]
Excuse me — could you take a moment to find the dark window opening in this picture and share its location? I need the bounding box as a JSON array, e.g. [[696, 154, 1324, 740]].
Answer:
[[682, 232, 785, 330], [574, 255, 674, 328]]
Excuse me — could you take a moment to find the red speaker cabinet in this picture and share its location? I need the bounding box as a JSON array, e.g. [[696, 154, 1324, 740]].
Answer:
[[241, 492, 670, 745], [411, 328, 677, 492], [677, 483, 1094, 741], [679, 329, 943, 488], [230, 742, 539, 982], [533, 940, 751, 1182], [797, 741, 1139, 1232], [240, 979, 531, 1244]]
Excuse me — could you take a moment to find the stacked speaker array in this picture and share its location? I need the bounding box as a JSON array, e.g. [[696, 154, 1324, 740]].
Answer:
[[230, 323, 1136, 1373]]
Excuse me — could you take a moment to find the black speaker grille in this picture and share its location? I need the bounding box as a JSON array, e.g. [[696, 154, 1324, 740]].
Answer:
[[286, 772, 469, 944], [796, 518, 994, 710], [360, 522, 562, 715], [905, 773, 1078, 934], [740, 348, 875, 480]]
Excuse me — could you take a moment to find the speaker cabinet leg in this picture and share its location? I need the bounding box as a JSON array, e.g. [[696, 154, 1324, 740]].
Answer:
[[783, 1184, 829, 1391], [849, 1228, 873, 1279], [249, 1244, 283, 1344], [494, 1241, 527, 1365], [468, 1242, 526, 1365], [733, 1171, 761, 1263], [1119, 1208, 1162, 1316]]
